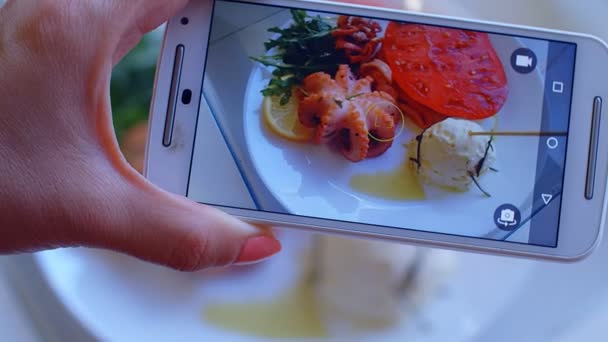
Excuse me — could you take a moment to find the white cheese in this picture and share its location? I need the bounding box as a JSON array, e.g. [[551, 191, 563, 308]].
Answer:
[[408, 118, 496, 191]]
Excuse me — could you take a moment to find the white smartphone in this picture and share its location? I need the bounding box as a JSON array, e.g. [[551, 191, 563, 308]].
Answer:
[[145, 0, 608, 261]]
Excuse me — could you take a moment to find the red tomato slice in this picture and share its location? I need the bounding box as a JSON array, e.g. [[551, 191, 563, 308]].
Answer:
[[382, 23, 508, 121]]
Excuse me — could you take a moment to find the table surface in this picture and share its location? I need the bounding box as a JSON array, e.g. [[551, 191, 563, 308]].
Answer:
[[1, 1, 607, 341]]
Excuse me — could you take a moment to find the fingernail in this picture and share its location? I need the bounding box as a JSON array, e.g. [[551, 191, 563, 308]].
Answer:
[[234, 235, 282, 266]]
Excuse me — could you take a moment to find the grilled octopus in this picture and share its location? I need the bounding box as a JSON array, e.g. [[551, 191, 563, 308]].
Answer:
[[298, 64, 400, 162]]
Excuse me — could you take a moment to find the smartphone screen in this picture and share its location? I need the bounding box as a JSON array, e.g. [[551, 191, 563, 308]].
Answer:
[[187, 0, 576, 248]]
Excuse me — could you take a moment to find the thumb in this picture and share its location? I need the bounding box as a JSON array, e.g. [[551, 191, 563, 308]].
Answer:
[[83, 179, 282, 271]]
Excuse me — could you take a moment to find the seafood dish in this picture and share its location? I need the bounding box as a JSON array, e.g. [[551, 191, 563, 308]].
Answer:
[[253, 10, 509, 196], [298, 64, 400, 162]]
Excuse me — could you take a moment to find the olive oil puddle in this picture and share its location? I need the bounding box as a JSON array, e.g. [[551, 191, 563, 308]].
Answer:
[[203, 278, 326, 338], [350, 162, 425, 200]]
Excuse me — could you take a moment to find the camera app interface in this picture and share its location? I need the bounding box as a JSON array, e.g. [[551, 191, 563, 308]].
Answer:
[[188, 0, 576, 247]]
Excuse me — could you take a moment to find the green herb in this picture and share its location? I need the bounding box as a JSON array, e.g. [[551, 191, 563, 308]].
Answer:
[[471, 136, 495, 197], [475, 136, 495, 177], [251, 10, 348, 105], [470, 173, 492, 197], [345, 93, 365, 101], [409, 132, 426, 170]]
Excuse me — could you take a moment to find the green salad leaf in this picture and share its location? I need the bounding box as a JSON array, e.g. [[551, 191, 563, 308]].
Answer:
[[251, 10, 348, 105]]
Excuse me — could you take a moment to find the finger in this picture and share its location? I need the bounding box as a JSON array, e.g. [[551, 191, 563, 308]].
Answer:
[[112, 0, 190, 64], [80, 176, 281, 271], [134, 0, 191, 33], [90, 0, 275, 270]]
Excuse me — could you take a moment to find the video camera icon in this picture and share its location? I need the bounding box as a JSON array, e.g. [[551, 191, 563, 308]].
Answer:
[[494, 204, 522, 231], [511, 48, 538, 74], [516, 55, 534, 68]]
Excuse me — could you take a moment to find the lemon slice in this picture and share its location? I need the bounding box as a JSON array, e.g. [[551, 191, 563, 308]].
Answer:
[[263, 95, 314, 142]]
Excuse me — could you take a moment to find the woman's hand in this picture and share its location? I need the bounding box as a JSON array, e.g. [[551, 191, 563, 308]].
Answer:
[[0, 0, 281, 271]]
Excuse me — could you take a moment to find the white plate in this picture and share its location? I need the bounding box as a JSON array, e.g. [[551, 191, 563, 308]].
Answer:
[[18, 231, 608, 342], [244, 22, 549, 241], [30, 231, 536, 342]]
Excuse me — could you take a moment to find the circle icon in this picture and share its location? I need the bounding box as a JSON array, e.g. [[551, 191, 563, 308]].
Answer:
[[546, 137, 559, 150], [365, 100, 406, 143], [494, 204, 521, 231], [510, 48, 538, 74]]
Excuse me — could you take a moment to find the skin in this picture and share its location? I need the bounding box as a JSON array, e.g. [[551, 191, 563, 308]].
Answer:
[[0, 0, 281, 271]]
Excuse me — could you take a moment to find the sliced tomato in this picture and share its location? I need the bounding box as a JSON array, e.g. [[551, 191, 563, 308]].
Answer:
[[382, 22, 508, 121]]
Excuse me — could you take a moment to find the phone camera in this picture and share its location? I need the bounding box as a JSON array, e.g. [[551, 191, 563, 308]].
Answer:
[[180, 17, 189, 25], [181, 89, 192, 105]]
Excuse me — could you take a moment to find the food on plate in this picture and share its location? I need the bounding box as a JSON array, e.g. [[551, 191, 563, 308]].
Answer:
[[263, 95, 314, 142], [408, 118, 497, 195], [360, 58, 398, 99], [251, 10, 351, 105], [309, 235, 454, 325], [251, 11, 391, 152], [298, 65, 400, 161], [381, 23, 509, 129], [332, 16, 383, 64], [253, 12, 509, 176]]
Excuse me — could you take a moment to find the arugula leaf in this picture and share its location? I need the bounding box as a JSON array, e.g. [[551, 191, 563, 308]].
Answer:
[[252, 10, 348, 104]]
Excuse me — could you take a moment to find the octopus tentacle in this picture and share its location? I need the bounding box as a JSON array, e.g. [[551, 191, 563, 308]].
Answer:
[[335, 65, 373, 96], [366, 108, 396, 158], [299, 93, 349, 144], [298, 64, 400, 161], [355, 92, 398, 158], [334, 65, 356, 93], [360, 59, 398, 99], [302, 72, 341, 95], [334, 108, 370, 162]]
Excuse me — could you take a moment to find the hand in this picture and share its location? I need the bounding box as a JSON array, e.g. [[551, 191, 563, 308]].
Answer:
[[0, 0, 281, 271]]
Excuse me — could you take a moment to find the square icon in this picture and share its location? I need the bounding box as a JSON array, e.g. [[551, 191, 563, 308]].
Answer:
[[552, 81, 564, 94]]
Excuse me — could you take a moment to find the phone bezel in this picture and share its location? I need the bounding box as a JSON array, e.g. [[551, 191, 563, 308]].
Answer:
[[145, 0, 608, 261]]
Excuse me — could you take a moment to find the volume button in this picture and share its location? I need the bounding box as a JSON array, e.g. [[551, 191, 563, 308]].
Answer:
[[585, 97, 602, 200], [163, 45, 185, 147]]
